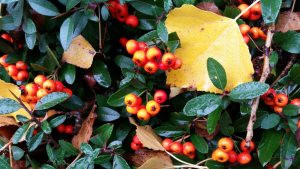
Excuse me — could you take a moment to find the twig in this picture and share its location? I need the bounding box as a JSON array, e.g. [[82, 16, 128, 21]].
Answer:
[[155, 7, 173, 25], [0, 140, 12, 152], [51, 7, 84, 20], [9, 145, 12, 167], [273, 161, 281, 169], [245, 24, 275, 148], [270, 54, 297, 88], [165, 150, 208, 169], [66, 152, 82, 169], [98, 3, 102, 51], [196, 158, 212, 165], [248, 35, 263, 53], [175, 135, 190, 142], [234, 0, 260, 22]]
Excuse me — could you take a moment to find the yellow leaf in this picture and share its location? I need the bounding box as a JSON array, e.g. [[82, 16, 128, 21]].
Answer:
[[138, 157, 173, 169], [62, 35, 96, 69], [165, 5, 254, 96], [0, 80, 31, 122]]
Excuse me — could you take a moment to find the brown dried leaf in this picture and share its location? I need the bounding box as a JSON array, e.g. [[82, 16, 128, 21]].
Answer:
[[194, 121, 220, 140], [124, 148, 172, 167], [0, 125, 19, 141], [275, 10, 300, 33], [0, 116, 20, 128], [129, 117, 164, 151], [196, 2, 222, 16], [138, 157, 173, 169], [83, 69, 96, 88], [62, 35, 96, 69], [72, 105, 97, 151]]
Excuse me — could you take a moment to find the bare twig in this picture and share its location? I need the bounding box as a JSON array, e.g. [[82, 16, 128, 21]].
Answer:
[[196, 158, 213, 166], [0, 140, 12, 152], [245, 24, 275, 148], [165, 150, 208, 169], [98, 3, 102, 51], [51, 7, 84, 20], [248, 35, 263, 53], [66, 152, 82, 169], [270, 54, 297, 88], [175, 135, 190, 142], [273, 161, 281, 169], [9, 145, 12, 167], [155, 7, 173, 25]]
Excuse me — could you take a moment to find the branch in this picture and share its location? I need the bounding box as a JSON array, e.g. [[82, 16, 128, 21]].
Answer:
[[66, 152, 82, 169], [245, 24, 275, 147], [273, 161, 281, 169], [98, 3, 102, 51], [50, 7, 84, 20], [155, 7, 173, 25], [196, 158, 212, 165], [270, 54, 297, 88]]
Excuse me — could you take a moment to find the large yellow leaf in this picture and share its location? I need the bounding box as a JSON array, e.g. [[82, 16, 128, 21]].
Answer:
[[165, 5, 254, 95], [0, 80, 31, 121]]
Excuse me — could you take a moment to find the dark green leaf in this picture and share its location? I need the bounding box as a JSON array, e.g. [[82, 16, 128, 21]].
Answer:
[[11, 146, 24, 160], [207, 107, 222, 134], [12, 122, 30, 144], [229, 82, 269, 101], [59, 140, 79, 156], [116, 121, 132, 141], [73, 11, 88, 37], [49, 115, 66, 128], [288, 119, 297, 132], [31, 63, 53, 73], [0, 66, 10, 82], [261, 114, 280, 129], [258, 129, 282, 166], [22, 18, 36, 34], [154, 126, 185, 137], [137, 30, 159, 43], [25, 32, 36, 50], [35, 92, 69, 110], [60, 16, 74, 51], [129, 1, 164, 16], [170, 112, 194, 126], [190, 133, 208, 153], [0, 15, 18, 30], [41, 164, 55, 169], [16, 115, 29, 122], [101, 5, 109, 21], [69, 158, 89, 169], [0, 0, 18, 3], [113, 155, 130, 169], [137, 19, 156, 30], [261, 0, 282, 25], [96, 107, 120, 122], [94, 155, 112, 164], [233, 111, 268, 132], [223, 6, 240, 19], [46, 46, 61, 68], [46, 144, 54, 162], [0, 98, 21, 114], [283, 104, 299, 116], [269, 51, 278, 67], [156, 22, 168, 42], [171, 153, 195, 165], [0, 157, 12, 169], [207, 57, 227, 90], [108, 140, 122, 149], [41, 121, 52, 134], [289, 66, 300, 84], [183, 94, 222, 116], [93, 123, 114, 137], [80, 142, 93, 155], [60, 95, 84, 110], [240, 101, 252, 115], [66, 0, 81, 11], [25, 125, 35, 142], [274, 31, 297, 45], [92, 60, 111, 88], [280, 33, 300, 53], [280, 132, 298, 169], [114, 55, 135, 69], [28, 0, 60, 16], [27, 133, 44, 152], [205, 160, 224, 169], [7, 0, 23, 27], [164, 0, 173, 12], [61, 64, 76, 85]]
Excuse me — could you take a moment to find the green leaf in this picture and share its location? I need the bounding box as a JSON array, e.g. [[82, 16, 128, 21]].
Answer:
[[0, 15, 18, 30], [223, 6, 240, 19], [269, 51, 278, 67], [107, 85, 146, 107], [229, 82, 269, 101], [61, 64, 76, 85], [0, 67, 10, 82], [27, 133, 44, 152], [94, 155, 112, 164], [41, 164, 55, 169], [41, 121, 52, 134], [156, 22, 168, 42], [25, 125, 35, 142], [164, 0, 173, 12], [170, 112, 194, 126], [289, 66, 300, 84], [0, 0, 18, 3], [46, 144, 54, 162], [12, 123, 30, 144], [7, 0, 23, 27], [137, 30, 159, 43], [129, 1, 164, 16], [183, 94, 222, 116], [137, 19, 156, 30], [35, 92, 69, 110], [25, 32, 37, 50], [0, 157, 12, 169], [60, 95, 83, 110], [283, 104, 299, 116], [66, 0, 81, 11], [92, 60, 111, 88], [261, 0, 282, 25], [190, 133, 208, 153], [154, 126, 185, 137], [93, 123, 114, 137], [240, 101, 252, 115], [68, 158, 89, 169], [205, 160, 224, 169], [108, 140, 122, 149], [113, 155, 130, 169], [49, 115, 66, 128], [11, 146, 24, 160], [31, 63, 52, 73], [280, 132, 298, 169], [274, 31, 297, 45], [261, 114, 280, 129], [16, 115, 29, 122], [165, 32, 180, 53], [258, 129, 283, 166], [46, 46, 61, 68], [114, 55, 135, 69], [96, 107, 120, 122], [0, 98, 21, 114], [233, 111, 268, 132], [28, 0, 60, 16], [101, 5, 109, 21], [280, 33, 300, 54], [207, 107, 222, 134], [207, 57, 227, 90], [59, 140, 79, 156], [116, 121, 133, 141], [60, 16, 74, 51], [73, 11, 88, 38], [22, 18, 36, 34], [80, 142, 93, 155]]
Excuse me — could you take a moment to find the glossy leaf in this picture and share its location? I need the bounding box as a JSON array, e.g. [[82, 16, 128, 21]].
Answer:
[[223, 6, 240, 19], [27, 133, 44, 152], [219, 111, 234, 136], [96, 107, 120, 122], [28, 0, 60, 16], [60, 95, 84, 110], [207, 107, 222, 134], [280, 132, 298, 169], [62, 64, 76, 85], [261, 0, 282, 25], [66, 0, 80, 11], [280, 33, 300, 53], [94, 155, 112, 164], [154, 126, 185, 137], [59, 140, 79, 156], [157, 22, 168, 42], [12, 122, 30, 144], [283, 104, 299, 116], [0, 158, 12, 169], [207, 57, 227, 90], [80, 142, 93, 155], [25, 32, 36, 50], [0, 98, 21, 114], [116, 121, 132, 141], [113, 155, 130, 169], [46, 144, 54, 162], [233, 111, 268, 132], [129, 1, 164, 16], [190, 133, 208, 153], [60, 16, 74, 51], [41, 121, 52, 134], [22, 18, 36, 34], [101, 5, 109, 21], [229, 82, 269, 101], [114, 55, 135, 69], [41, 164, 55, 169], [289, 66, 300, 84], [35, 92, 69, 110], [49, 115, 66, 128], [11, 146, 24, 160], [92, 60, 111, 88], [261, 114, 280, 129]]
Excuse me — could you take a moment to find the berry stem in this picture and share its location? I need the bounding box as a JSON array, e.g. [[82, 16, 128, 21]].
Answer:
[[196, 158, 213, 166], [66, 152, 82, 169], [234, 0, 261, 22], [98, 3, 102, 51], [248, 35, 263, 53], [50, 7, 84, 20], [273, 161, 281, 169], [165, 150, 208, 169]]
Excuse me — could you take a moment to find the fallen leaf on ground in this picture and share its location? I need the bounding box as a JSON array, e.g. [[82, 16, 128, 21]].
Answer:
[[72, 105, 97, 151], [275, 10, 300, 33], [0, 79, 31, 121], [124, 148, 172, 167], [129, 117, 164, 151], [62, 35, 96, 69], [196, 2, 222, 15], [138, 157, 173, 169], [195, 121, 220, 140], [165, 5, 254, 97]]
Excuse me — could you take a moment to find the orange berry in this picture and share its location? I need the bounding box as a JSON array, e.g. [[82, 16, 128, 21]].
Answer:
[[154, 90, 167, 104], [124, 93, 138, 107], [162, 138, 173, 151], [15, 61, 28, 71], [228, 150, 237, 163], [0, 55, 11, 67], [218, 137, 234, 152], [43, 80, 56, 93], [7, 65, 19, 76], [146, 100, 161, 116], [238, 4, 251, 19], [143, 61, 159, 74], [25, 95, 37, 103], [62, 88, 73, 100], [161, 53, 175, 67], [274, 93, 288, 107], [250, 27, 260, 39], [239, 24, 250, 35], [29, 102, 36, 110], [17, 71, 29, 81], [297, 121, 300, 130], [243, 35, 249, 44], [249, 13, 261, 21], [171, 58, 183, 70], [126, 105, 139, 114], [237, 152, 251, 164], [1, 33, 13, 42], [258, 28, 267, 38], [137, 108, 150, 121], [263, 88, 276, 101], [119, 37, 128, 47], [146, 47, 161, 61], [240, 140, 255, 152], [25, 83, 39, 96], [261, 36, 267, 41], [274, 106, 283, 114], [170, 142, 183, 154], [290, 98, 300, 107], [138, 42, 148, 52], [264, 99, 275, 106], [36, 88, 49, 99], [182, 142, 196, 155], [250, 3, 261, 15], [34, 75, 47, 87], [132, 50, 147, 67], [126, 39, 139, 55], [214, 148, 229, 163], [212, 150, 217, 160], [186, 153, 196, 159]]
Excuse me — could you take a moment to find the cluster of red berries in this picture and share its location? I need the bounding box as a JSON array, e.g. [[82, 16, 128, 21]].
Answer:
[[125, 90, 167, 120], [130, 135, 144, 150], [238, 3, 261, 21], [162, 138, 196, 159], [107, 1, 139, 27], [125, 39, 183, 74], [212, 137, 254, 165], [239, 24, 267, 44], [261, 88, 291, 114], [20, 75, 73, 110], [1, 33, 24, 48], [56, 124, 74, 134], [0, 55, 29, 81]]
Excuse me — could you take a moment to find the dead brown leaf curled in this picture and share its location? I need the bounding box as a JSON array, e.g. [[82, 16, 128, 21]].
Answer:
[[196, 2, 222, 16], [275, 10, 300, 33]]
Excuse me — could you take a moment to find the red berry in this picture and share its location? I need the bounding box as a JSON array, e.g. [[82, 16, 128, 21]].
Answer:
[[126, 15, 139, 27], [237, 152, 252, 164], [170, 142, 183, 154], [290, 98, 300, 107], [138, 42, 148, 52], [274, 93, 288, 107], [62, 88, 73, 100], [43, 80, 57, 93], [119, 37, 128, 47], [64, 125, 74, 134], [57, 124, 65, 133], [182, 142, 196, 155], [55, 81, 64, 92], [17, 71, 29, 81], [154, 90, 167, 104], [15, 61, 28, 71], [130, 141, 142, 151], [158, 61, 170, 71], [133, 135, 142, 144], [228, 150, 237, 163], [7, 65, 19, 76], [240, 140, 255, 152], [32, 129, 37, 136], [162, 138, 173, 151]]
